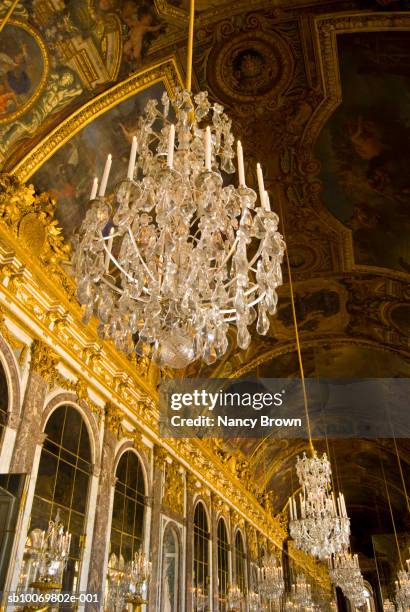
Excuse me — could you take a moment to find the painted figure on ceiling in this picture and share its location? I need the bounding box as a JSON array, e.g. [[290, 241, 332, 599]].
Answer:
[[122, 2, 163, 67]]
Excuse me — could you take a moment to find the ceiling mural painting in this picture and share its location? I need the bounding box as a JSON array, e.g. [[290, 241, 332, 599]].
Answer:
[[32, 80, 167, 240], [0, 0, 172, 171], [316, 31, 410, 274]]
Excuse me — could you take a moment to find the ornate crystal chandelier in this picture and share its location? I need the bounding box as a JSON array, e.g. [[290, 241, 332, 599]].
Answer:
[[247, 590, 260, 611], [258, 554, 285, 603], [73, 89, 285, 368], [328, 548, 365, 607], [383, 599, 395, 612], [123, 550, 152, 608], [72, 0, 285, 369], [289, 451, 350, 559], [290, 573, 312, 608], [32, 510, 71, 588], [395, 556, 410, 611], [227, 584, 244, 611]]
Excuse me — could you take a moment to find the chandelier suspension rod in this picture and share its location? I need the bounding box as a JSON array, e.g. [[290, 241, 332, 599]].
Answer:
[[186, 0, 195, 91], [0, 0, 19, 33], [380, 453, 404, 571], [387, 409, 410, 515], [277, 190, 314, 456]]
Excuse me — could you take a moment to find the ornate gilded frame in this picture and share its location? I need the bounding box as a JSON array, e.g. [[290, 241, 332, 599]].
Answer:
[[0, 19, 49, 125], [10, 56, 183, 182]]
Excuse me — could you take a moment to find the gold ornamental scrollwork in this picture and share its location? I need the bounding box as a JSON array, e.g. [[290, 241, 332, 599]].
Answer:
[[0, 174, 70, 267], [153, 445, 168, 470], [246, 524, 259, 561], [162, 460, 184, 516], [30, 339, 59, 379], [104, 402, 124, 439]]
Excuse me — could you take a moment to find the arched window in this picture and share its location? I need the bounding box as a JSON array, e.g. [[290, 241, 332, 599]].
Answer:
[[193, 502, 210, 610], [217, 518, 229, 611], [0, 361, 8, 443], [235, 530, 246, 594], [160, 524, 180, 611], [29, 405, 92, 593], [110, 451, 146, 561]]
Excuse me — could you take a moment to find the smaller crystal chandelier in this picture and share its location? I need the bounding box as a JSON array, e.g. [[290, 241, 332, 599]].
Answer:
[[123, 550, 152, 609], [193, 585, 208, 611], [31, 510, 71, 589], [395, 555, 410, 611], [258, 554, 285, 604], [227, 584, 244, 611], [383, 599, 395, 611], [247, 590, 260, 612], [289, 451, 350, 559], [291, 573, 312, 609], [328, 548, 365, 608]]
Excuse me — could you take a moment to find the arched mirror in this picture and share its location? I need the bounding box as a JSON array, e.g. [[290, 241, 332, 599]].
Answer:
[[160, 523, 180, 612], [0, 360, 8, 445], [217, 517, 229, 611], [21, 405, 92, 596], [193, 501, 210, 611], [106, 450, 146, 610], [235, 530, 247, 595]]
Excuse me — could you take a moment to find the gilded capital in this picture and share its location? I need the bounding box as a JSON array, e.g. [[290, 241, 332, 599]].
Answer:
[[30, 339, 59, 380], [104, 402, 124, 439]]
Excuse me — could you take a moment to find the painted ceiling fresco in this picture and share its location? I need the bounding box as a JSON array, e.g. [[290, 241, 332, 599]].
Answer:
[[32, 81, 166, 240], [316, 32, 410, 273], [0, 0, 171, 171]]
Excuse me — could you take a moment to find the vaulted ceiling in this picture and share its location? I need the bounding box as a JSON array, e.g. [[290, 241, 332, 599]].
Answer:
[[2, 0, 410, 597]]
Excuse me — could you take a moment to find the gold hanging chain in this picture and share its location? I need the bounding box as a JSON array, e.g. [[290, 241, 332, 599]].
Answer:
[[387, 405, 410, 515], [186, 0, 195, 91], [249, 187, 315, 464], [380, 453, 404, 571], [0, 0, 19, 33], [278, 192, 314, 456], [392, 434, 410, 514]]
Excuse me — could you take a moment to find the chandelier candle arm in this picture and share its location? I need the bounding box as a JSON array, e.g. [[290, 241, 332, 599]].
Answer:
[[99, 154, 112, 197], [90, 177, 98, 200], [127, 136, 138, 180]]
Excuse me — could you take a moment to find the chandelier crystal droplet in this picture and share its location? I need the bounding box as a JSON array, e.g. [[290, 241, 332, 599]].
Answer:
[[72, 90, 285, 368]]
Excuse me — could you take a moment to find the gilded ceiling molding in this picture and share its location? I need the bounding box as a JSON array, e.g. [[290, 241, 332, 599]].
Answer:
[[10, 57, 184, 183]]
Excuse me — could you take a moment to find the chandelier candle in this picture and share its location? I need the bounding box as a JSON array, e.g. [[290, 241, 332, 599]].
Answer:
[[237, 140, 245, 186], [205, 125, 212, 171], [127, 136, 138, 180], [90, 177, 98, 200], [74, 90, 285, 367], [167, 124, 175, 169], [98, 153, 112, 197], [256, 162, 265, 206]]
